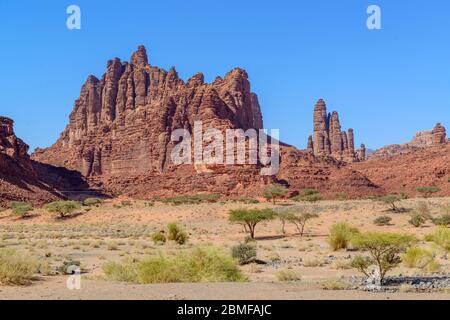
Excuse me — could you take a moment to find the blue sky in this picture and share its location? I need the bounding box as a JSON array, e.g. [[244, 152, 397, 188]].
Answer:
[[0, 0, 449, 152]]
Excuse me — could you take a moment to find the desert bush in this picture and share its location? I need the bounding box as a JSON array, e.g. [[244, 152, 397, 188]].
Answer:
[[350, 232, 416, 283], [229, 208, 276, 239], [44, 201, 81, 218], [167, 223, 188, 245], [373, 216, 392, 226], [416, 201, 431, 217], [263, 184, 288, 204], [416, 186, 440, 198], [121, 200, 132, 207], [151, 232, 166, 245], [0, 249, 38, 285], [83, 198, 103, 206], [103, 247, 245, 283], [432, 214, 450, 227], [425, 227, 450, 251], [303, 258, 325, 267], [328, 222, 360, 251], [161, 194, 220, 205], [10, 201, 33, 218], [402, 247, 437, 270], [236, 197, 260, 204], [231, 243, 257, 265], [276, 269, 301, 282], [322, 278, 352, 290], [292, 189, 323, 203], [408, 212, 428, 228]]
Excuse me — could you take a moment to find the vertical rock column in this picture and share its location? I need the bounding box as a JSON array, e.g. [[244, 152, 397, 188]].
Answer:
[[313, 99, 330, 156]]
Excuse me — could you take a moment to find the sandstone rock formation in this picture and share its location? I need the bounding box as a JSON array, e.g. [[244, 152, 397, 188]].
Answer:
[[34, 46, 264, 180], [308, 99, 364, 162], [0, 117, 60, 206], [368, 123, 448, 160]]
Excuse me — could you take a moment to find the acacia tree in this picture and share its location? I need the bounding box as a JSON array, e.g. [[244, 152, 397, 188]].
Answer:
[[416, 186, 441, 199], [351, 232, 416, 284], [229, 208, 276, 239], [44, 201, 81, 218], [378, 194, 402, 212], [263, 184, 288, 204], [277, 210, 319, 237]]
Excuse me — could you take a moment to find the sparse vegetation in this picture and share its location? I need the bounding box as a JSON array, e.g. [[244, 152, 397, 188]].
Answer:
[[425, 227, 450, 251], [44, 201, 81, 218], [276, 209, 319, 237], [167, 223, 188, 245], [432, 214, 450, 227], [231, 243, 257, 265], [83, 198, 103, 206], [161, 194, 220, 205], [402, 247, 439, 271], [416, 186, 441, 198], [328, 222, 360, 251], [408, 212, 428, 228], [378, 194, 402, 212], [229, 208, 276, 239], [151, 232, 167, 245], [0, 249, 38, 285], [103, 247, 246, 283], [351, 232, 416, 283], [10, 202, 33, 218], [276, 269, 301, 282], [322, 278, 352, 290], [293, 189, 323, 203], [373, 216, 392, 226], [263, 184, 288, 204]]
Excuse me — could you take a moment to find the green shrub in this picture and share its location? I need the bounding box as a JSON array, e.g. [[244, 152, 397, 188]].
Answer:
[[10, 201, 33, 218], [151, 232, 166, 245], [293, 189, 323, 202], [351, 232, 416, 283], [102, 261, 138, 282], [103, 247, 246, 283], [229, 208, 276, 239], [335, 193, 348, 201], [276, 269, 301, 282], [408, 212, 428, 228], [43, 201, 81, 218], [425, 227, 450, 251], [328, 222, 360, 251], [231, 243, 257, 265], [373, 216, 392, 226], [0, 249, 38, 285], [161, 194, 220, 205], [237, 197, 260, 204], [322, 279, 352, 290], [167, 223, 188, 245], [83, 198, 103, 206], [416, 186, 440, 198], [402, 247, 436, 270], [432, 214, 450, 227], [263, 184, 288, 204]]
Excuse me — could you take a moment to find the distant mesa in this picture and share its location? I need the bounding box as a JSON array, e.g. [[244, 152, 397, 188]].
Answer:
[[306, 99, 365, 162]]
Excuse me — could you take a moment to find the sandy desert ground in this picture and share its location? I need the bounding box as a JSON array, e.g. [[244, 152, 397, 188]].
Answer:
[[0, 197, 449, 300]]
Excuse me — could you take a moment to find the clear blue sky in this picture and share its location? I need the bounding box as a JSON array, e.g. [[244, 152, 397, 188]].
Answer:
[[0, 0, 449, 152]]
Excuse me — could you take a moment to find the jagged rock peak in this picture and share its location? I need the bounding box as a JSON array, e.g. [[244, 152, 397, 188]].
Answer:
[[130, 45, 148, 67]]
